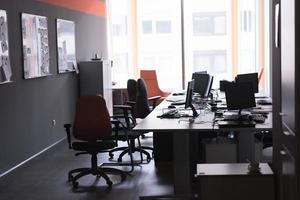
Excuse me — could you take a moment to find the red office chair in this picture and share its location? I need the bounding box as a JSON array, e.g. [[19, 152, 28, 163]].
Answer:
[[64, 96, 129, 189], [140, 70, 171, 105]]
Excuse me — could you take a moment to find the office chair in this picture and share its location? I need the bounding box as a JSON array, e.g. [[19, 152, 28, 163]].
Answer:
[[140, 70, 170, 105], [64, 96, 129, 189], [109, 79, 159, 163]]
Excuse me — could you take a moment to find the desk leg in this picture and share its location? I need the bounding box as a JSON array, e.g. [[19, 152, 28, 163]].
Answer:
[[173, 131, 191, 194], [238, 131, 256, 162]]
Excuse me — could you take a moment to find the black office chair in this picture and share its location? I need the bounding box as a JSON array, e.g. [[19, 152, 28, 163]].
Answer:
[[109, 79, 160, 163], [64, 96, 130, 189]]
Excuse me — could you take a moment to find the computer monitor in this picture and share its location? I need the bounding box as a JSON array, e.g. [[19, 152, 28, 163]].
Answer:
[[192, 73, 212, 97], [235, 72, 259, 93], [224, 82, 256, 115], [185, 80, 198, 118]]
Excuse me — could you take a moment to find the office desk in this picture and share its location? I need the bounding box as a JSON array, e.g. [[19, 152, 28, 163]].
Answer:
[[133, 99, 272, 194]]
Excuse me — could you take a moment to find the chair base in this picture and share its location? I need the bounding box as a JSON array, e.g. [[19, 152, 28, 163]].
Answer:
[[68, 166, 127, 189], [109, 146, 152, 163]]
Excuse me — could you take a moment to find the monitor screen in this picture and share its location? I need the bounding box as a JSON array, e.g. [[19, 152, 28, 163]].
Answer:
[[192, 73, 212, 97], [235, 72, 259, 93], [185, 80, 194, 109], [225, 82, 256, 110]]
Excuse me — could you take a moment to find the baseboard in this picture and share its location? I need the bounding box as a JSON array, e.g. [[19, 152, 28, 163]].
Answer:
[[0, 137, 65, 178]]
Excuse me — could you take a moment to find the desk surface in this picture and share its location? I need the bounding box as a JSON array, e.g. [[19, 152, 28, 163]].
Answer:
[[133, 98, 272, 132]]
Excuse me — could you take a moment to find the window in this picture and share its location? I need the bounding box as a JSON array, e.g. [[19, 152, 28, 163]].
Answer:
[[142, 20, 152, 34], [107, 0, 270, 93], [194, 51, 227, 73], [156, 20, 172, 33], [112, 16, 127, 36], [112, 53, 129, 74], [241, 10, 253, 32], [193, 12, 226, 36]]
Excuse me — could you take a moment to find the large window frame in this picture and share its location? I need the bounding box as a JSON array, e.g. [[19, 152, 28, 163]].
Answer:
[[107, 0, 270, 94]]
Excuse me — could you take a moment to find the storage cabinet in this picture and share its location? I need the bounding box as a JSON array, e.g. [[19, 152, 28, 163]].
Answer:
[[279, 0, 299, 199], [194, 163, 274, 200], [78, 60, 112, 114]]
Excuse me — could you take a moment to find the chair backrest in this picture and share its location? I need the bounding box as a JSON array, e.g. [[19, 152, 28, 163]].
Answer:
[[127, 79, 137, 102], [73, 96, 112, 141], [140, 70, 162, 97], [136, 78, 151, 118]]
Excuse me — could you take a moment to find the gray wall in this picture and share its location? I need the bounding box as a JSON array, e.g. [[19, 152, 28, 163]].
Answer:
[[0, 0, 107, 174]]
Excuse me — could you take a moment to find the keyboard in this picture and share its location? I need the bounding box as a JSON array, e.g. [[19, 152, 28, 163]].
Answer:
[[223, 114, 249, 121], [257, 99, 272, 105], [250, 114, 266, 123], [218, 120, 256, 128], [157, 109, 180, 118], [171, 101, 185, 106]]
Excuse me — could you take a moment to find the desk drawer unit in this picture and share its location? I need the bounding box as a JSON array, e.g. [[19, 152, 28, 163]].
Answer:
[[194, 163, 274, 200]]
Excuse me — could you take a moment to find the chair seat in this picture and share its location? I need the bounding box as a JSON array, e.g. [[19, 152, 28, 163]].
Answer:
[[72, 141, 115, 152]]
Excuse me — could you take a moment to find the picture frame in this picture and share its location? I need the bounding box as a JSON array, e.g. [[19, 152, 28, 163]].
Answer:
[[0, 9, 12, 84], [56, 19, 77, 73], [21, 13, 50, 79]]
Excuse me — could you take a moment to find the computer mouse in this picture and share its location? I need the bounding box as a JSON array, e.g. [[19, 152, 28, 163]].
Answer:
[[168, 105, 176, 109]]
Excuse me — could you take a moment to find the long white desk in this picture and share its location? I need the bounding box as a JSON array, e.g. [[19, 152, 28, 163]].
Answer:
[[133, 98, 272, 194]]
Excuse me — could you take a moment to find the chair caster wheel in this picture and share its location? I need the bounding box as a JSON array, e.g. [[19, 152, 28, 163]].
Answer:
[[117, 157, 122, 162], [121, 174, 126, 182], [107, 180, 113, 187], [147, 156, 151, 163], [72, 181, 79, 189], [68, 174, 73, 182], [109, 153, 114, 159]]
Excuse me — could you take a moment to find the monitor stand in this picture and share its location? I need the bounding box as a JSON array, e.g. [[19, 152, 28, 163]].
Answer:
[[190, 104, 199, 118]]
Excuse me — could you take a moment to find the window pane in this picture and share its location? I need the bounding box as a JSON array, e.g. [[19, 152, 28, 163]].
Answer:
[[156, 20, 171, 33], [212, 53, 227, 73], [214, 16, 226, 34], [142, 20, 152, 34], [193, 15, 213, 35], [193, 52, 210, 72], [137, 0, 182, 90], [113, 53, 128, 74]]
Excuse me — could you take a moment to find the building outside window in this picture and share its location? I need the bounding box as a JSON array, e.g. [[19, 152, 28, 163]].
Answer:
[[107, 0, 270, 93], [193, 12, 226, 36]]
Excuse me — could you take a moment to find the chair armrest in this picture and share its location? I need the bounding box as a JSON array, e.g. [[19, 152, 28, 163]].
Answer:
[[148, 95, 161, 101], [148, 95, 161, 109], [64, 124, 72, 149], [110, 119, 121, 127], [162, 91, 171, 97], [125, 101, 136, 107]]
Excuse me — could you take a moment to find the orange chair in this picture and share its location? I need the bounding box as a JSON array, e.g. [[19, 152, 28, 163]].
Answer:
[[140, 70, 170, 105]]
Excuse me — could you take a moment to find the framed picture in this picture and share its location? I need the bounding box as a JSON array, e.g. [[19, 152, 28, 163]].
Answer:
[[0, 9, 12, 84], [21, 13, 50, 79], [56, 19, 77, 73]]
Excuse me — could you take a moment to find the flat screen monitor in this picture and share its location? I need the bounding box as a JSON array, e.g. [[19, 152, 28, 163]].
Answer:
[[185, 80, 198, 117], [235, 72, 259, 93], [225, 82, 256, 111], [192, 73, 212, 97], [185, 80, 194, 109]]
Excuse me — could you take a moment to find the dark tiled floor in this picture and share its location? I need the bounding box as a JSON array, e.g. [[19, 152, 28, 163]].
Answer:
[[0, 137, 173, 200]]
